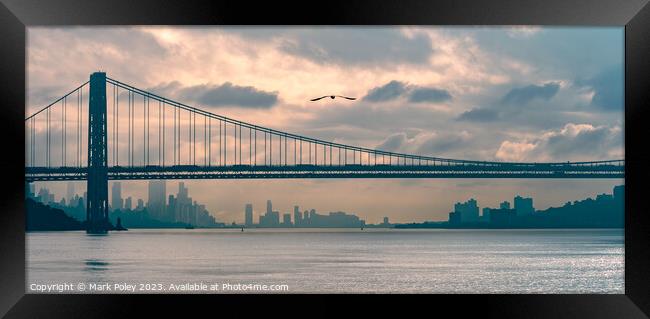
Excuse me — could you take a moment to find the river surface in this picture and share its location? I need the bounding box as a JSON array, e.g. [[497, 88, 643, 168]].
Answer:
[[26, 228, 624, 293]]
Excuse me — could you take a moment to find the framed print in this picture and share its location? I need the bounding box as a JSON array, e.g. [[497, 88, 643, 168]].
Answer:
[[1, 0, 649, 317]]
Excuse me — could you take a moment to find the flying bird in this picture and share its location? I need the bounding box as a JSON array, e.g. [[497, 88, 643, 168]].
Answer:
[[310, 95, 357, 102]]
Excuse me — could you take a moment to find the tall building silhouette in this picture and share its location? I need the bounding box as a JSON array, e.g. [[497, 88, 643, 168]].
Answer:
[[66, 182, 75, 204], [259, 200, 280, 227], [514, 195, 534, 216], [245, 204, 253, 227], [110, 182, 123, 211], [282, 213, 292, 226], [124, 196, 132, 211], [174, 182, 193, 223], [454, 198, 479, 223], [613, 185, 624, 201], [147, 180, 167, 220], [293, 206, 302, 227]]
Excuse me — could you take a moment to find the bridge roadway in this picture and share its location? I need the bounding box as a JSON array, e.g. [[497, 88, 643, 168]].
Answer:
[[25, 162, 625, 181]]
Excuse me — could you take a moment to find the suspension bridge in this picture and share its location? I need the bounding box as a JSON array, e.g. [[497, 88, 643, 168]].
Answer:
[[24, 72, 624, 233]]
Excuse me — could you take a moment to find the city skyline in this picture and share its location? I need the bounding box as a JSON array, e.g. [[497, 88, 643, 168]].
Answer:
[[31, 180, 623, 225]]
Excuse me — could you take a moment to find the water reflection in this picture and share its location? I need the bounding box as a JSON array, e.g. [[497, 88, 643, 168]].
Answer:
[[84, 259, 109, 271]]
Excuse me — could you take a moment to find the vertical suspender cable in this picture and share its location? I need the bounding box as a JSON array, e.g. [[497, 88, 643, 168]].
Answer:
[[159, 100, 162, 166], [249, 127, 252, 165], [162, 102, 165, 166], [254, 129, 257, 166], [62, 97, 65, 166], [116, 87, 119, 166]]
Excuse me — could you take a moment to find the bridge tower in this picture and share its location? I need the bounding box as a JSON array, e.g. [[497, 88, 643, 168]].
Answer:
[[86, 72, 110, 234]]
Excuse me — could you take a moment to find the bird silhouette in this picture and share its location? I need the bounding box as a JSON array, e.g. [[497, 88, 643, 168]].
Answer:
[[310, 95, 356, 102]]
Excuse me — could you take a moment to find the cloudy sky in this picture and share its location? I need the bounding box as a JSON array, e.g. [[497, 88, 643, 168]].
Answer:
[[27, 26, 624, 224]]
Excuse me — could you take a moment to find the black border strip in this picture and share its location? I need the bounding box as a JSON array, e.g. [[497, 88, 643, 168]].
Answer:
[[1, 0, 649, 318]]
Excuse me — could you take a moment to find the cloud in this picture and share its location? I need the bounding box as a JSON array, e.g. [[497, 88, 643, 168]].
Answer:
[[495, 123, 623, 162], [151, 81, 278, 108], [408, 88, 452, 103], [374, 131, 473, 158], [454, 81, 568, 126], [576, 65, 623, 111], [542, 124, 621, 159], [363, 81, 408, 102], [362, 80, 451, 104], [375, 133, 407, 152], [277, 28, 433, 66], [27, 85, 70, 109], [456, 108, 500, 122], [506, 26, 543, 39], [495, 141, 537, 162], [415, 132, 470, 155], [500, 82, 560, 106], [469, 27, 623, 82]]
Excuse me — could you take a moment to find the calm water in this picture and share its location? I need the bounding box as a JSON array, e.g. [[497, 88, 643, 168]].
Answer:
[[26, 228, 624, 293]]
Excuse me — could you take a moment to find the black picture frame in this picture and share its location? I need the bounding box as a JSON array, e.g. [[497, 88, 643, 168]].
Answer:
[[1, 0, 649, 317]]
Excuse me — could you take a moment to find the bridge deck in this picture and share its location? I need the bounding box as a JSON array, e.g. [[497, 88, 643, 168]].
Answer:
[[25, 164, 625, 181]]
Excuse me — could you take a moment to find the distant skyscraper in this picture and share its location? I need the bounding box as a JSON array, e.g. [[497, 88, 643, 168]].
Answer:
[[136, 198, 144, 211], [500, 201, 511, 209], [303, 210, 311, 225], [383, 217, 390, 225], [259, 210, 280, 227], [66, 182, 75, 203], [282, 213, 292, 226], [293, 206, 302, 227], [110, 182, 123, 211], [454, 198, 479, 223], [514, 196, 534, 216], [266, 200, 272, 214], [124, 197, 132, 211], [148, 180, 167, 220], [270, 211, 280, 226], [613, 185, 624, 201], [245, 204, 253, 227], [173, 182, 193, 223]]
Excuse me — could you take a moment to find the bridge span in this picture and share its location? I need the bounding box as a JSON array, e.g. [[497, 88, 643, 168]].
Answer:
[[25, 72, 625, 233]]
